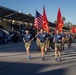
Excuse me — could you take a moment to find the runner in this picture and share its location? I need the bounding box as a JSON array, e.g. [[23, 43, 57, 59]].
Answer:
[[53, 30, 62, 62], [44, 30, 50, 54], [23, 30, 33, 60], [66, 31, 72, 48], [37, 29, 47, 61], [60, 31, 65, 50], [50, 31, 55, 51]]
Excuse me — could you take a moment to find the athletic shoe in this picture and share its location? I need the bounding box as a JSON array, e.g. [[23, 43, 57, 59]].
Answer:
[[42, 57, 45, 61], [55, 58, 58, 61], [28, 55, 31, 60], [45, 51, 47, 55], [57, 57, 61, 62]]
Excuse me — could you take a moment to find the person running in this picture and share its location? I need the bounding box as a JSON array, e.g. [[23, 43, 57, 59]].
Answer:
[[53, 30, 62, 62], [66, 31, 72, 48], [44, 30, 50, 54], [37, 29, 47, 61], [50, 31, 55, 51], [23, 30, 33, 60], [60, 31, 65, 51]]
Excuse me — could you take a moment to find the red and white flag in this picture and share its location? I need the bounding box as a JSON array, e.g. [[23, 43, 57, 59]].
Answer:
[[34, 10, 43, 30]]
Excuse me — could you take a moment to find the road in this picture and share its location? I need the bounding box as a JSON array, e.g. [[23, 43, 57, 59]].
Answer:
[[0, 41, 76, 75]]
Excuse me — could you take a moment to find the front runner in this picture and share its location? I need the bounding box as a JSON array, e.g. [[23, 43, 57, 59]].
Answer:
[[37, 29, 47, 61], [53, 30, 62, 62], [23, 30, 33, 60]]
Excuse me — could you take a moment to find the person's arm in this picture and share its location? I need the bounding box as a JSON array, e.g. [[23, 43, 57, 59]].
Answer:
[[29, 34, 34, 43], [53, 37, 55, 43], [23, 37, 26, 42], [71, 34, 73, 38], [59, 39, 62, 42], [37, 38, 40, 42], [59, 36, 62, 42], [29, 38, 34, 43]]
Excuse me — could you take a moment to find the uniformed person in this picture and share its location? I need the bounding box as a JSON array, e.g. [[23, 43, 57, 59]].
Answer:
[[23, 30, 33, 60], [37, 29, 47, 61], [50, 31, 55, 51], [60, 31, 65, 50], [44, 30, 50, 54], [66, 31, 72, 48], [53, 30, 62, 62]]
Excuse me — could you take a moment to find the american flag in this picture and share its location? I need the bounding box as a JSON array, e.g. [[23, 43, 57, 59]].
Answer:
[[34, 10, 43, 30]]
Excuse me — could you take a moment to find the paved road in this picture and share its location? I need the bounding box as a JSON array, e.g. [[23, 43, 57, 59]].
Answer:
[[0, 41, 76, 75]]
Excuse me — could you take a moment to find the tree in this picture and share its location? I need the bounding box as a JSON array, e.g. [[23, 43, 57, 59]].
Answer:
[[64, 22, 72, 27], [62, 17, 66, 22], [54, 20, 57, 24], [68, 22, 72, 27], [54, 17, 66, 24], [64, 22, 68, 27]]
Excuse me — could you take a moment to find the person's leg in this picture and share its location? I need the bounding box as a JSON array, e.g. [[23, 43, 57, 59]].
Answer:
[[55, 43, 58, 61], [25, 43, 31, 60], [57, 50, 62, 62], [45, 43, 48, 54], [41, 46, 45, 57], [69, 38, 72, 48], [67, 41, 70, 48], [26, 46, 30, 56], [68, 41, 71, 48], [57, 44, 62, 62], [47, 40, 50, 51], [40, 43, 45, 61], [62, 42, 64, 50], [55, 48, 58, 59], [36, 40, 40, 51], [58, 51, 61, 58]]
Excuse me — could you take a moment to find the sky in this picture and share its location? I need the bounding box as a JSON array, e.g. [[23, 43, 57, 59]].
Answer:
[[0, 0, 76, 24]]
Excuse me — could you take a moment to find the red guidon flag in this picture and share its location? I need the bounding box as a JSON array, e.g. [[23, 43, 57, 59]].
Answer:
[[56, 7, 64, 32], [42, 6, 50, 33], [71, 26, 76, 33]]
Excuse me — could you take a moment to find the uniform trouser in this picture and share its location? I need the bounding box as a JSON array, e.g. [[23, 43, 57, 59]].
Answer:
[[40, 42, 46, 58], [51, 42, 55, 49], [62, 41, 64, 50], [45, 40, 50, 52], [55, 43, 62, 58], [67, 38, 72, 48]]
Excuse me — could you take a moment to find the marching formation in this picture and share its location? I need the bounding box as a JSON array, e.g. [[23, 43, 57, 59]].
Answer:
[[23, 29, 74, 62], [22, 6, 75, 62]]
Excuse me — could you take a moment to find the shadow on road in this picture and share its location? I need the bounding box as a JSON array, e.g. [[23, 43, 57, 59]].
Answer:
[[0, 61, 67, 75]]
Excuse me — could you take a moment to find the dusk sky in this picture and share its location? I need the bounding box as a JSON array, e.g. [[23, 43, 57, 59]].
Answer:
[[0, 0, 76, 24]]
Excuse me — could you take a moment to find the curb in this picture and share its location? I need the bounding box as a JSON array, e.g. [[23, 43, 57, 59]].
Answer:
[[0, 42, 23, 49]]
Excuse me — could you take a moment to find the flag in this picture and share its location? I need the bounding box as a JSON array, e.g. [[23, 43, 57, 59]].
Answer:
[[56, 7, 64, 31], [34, 10, 43, 30], [71, 26, 74, 33], [71, 26, 76, 33], [42, 6, 50, 33]]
